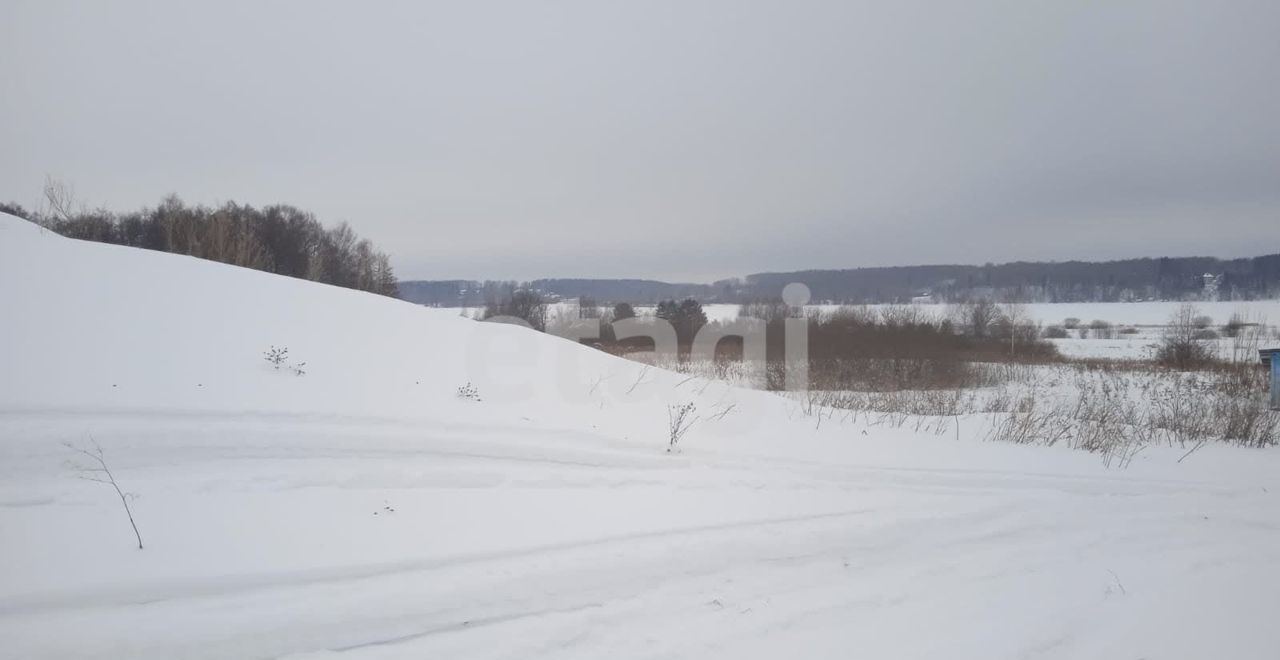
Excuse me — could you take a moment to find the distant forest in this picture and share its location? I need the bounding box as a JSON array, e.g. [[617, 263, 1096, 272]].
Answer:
[[398, 279, 722, 308], [9, 184, 1272, 306], [743, 256, 1280, 304], [2, 185, 397, 297], [401, 254, 1280, 306]]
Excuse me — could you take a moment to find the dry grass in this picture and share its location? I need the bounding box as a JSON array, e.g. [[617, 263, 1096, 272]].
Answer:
[[604, 302, 1277, 465], [790, 361, 1277, 465]]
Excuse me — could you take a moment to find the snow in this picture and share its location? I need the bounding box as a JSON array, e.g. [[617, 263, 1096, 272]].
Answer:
[[3, 211, 1280, 659], [1013, 300, 1280, 327], [1045, 336, 1157, 359]]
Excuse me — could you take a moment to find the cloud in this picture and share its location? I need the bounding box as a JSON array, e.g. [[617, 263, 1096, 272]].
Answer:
[[3, 0, 1277, 281]]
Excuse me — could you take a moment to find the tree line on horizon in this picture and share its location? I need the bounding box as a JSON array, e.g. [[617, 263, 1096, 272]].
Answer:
[[1, 185, 398, 297], [400, 253, 1280, 307], [10, 181, 1273, 306], [742, 256, 1280, 304]]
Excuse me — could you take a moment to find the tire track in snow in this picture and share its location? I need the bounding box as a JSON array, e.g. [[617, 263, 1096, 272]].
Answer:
[[0, 507, 877, 617]]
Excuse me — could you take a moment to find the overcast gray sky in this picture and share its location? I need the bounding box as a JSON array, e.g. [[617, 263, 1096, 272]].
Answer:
[[2, 0, 1278, 281]]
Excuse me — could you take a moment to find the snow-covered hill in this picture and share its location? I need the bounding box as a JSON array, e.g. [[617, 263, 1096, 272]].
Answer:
[[3, 212, 1280, 659]]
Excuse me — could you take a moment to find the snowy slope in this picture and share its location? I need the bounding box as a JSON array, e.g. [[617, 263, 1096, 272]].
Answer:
[[3, 212, 1280, 660]]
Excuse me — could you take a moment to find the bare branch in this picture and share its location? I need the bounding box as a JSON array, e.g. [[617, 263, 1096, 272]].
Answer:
[[667, 402, 698, 452], [65, 438, 144, 550], [626, 366, 651, 395]]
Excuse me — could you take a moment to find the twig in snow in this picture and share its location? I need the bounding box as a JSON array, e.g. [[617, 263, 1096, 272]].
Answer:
[[667, 402, 698, 452], [1108, 569, 1126, 596], [64, 439, 143, 549], [626, 366, 651, 395], [708, 402, 738, 422], [1177, 439, 1207, 464]]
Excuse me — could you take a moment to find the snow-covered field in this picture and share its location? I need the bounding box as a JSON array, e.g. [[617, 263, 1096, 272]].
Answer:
[[4, 212, 1280, 659], [1045, 336, 1158, 359]]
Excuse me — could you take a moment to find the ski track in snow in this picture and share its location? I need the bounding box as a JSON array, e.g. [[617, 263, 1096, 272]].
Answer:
[[4, 414, 1279, 660]]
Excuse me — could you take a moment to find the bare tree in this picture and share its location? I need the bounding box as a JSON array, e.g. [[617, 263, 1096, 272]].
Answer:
[[483, 288, 548, 331], [953, 300, 1000, 338], [64, 439, 143, 550], [1228, 312, 1268, 365], [1157, 303, 1215, 370], [42, 175, 81, 222], [1001, 302, 1028, 356]]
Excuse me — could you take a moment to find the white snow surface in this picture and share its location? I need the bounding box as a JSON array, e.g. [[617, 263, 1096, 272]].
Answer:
[[3, 212, 1280, 659]]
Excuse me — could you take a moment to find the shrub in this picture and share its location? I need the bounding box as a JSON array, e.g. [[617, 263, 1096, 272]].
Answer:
[[667, 402, 697, 452], [1222, 313, 1245, 338], [0, 201, 33, 220], [656, 299, 708, 346], [1088, 320, 1115, 339], [263, 345, 305, 375], [577, 297, 601, 319], [264, 346, 289, 368], [952, 300, 1000, 338], [1156, 304, 1217, 370], [613, 302, 636, 320], [738, 298, 794, 324], [1043, 325, 1069, 339], [483, 289, 547, 331], [880, 304, 929, 328], [456, 382, 482, 401], [1063, 318, 1081, 329], [794, 309, 1058, 391]]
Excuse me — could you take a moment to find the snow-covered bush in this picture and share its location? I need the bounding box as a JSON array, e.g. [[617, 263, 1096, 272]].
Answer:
[[264, 346, 306, 376], [456, 382, 481, 401], [264, 346, 289, 368]]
